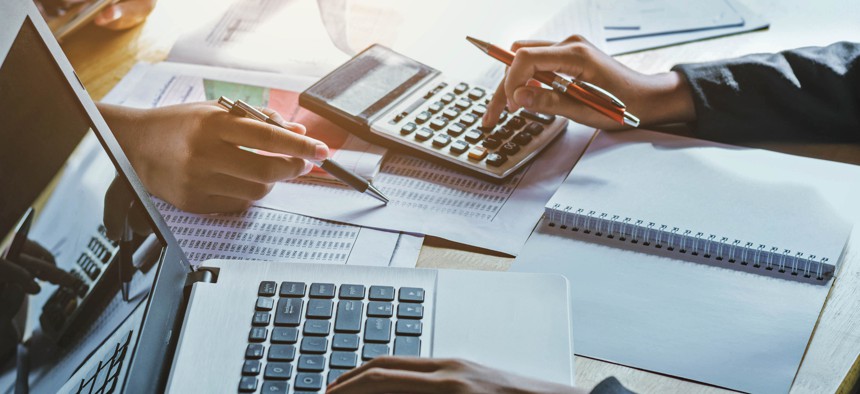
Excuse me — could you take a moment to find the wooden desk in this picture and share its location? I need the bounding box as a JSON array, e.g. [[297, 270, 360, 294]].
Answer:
[[59, 1, 860, 392]]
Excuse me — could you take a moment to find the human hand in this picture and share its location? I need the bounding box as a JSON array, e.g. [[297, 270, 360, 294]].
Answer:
[[93, 0, 156, 30], [483, 35, 695, 131], [326, 357, 587, 394], [99, 101, 329, 213]]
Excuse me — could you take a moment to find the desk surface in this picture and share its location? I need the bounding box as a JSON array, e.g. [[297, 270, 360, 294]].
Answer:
[[59, 0, 860, 392]]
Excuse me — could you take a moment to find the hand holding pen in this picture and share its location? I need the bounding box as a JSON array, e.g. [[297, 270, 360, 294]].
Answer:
[[478, 35, 694, 131]]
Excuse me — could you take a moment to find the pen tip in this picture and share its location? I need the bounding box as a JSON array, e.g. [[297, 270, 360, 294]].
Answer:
[[465, 36, 489, 52]]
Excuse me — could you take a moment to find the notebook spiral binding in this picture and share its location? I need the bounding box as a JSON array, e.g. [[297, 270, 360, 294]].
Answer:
[[546, 205, 835, 281]]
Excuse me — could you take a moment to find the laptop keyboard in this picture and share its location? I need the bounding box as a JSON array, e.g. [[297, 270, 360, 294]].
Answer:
[[239, 281, 425, 393], [72, 330, 132, 394]]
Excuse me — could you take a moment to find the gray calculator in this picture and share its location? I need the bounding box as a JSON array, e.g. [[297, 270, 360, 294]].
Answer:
[[300, 45, 567, 182]]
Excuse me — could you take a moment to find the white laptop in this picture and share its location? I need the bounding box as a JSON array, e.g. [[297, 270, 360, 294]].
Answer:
[[0, 1, 575, 393]]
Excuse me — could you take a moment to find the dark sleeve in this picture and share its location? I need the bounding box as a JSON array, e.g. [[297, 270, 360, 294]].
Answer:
[[590, 377, 637, 394], [671, 42, 860, 143]]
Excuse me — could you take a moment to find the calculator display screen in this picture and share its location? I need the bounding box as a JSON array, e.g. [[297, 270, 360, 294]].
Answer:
[[313, 45, 437, 120]]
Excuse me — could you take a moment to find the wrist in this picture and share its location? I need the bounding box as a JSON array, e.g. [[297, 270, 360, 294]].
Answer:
[[635, 71, 696, 126]]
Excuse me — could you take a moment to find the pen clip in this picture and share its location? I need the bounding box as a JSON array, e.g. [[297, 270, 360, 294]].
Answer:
[[574, 80, 626, 109], [217, 96, 248, 117]]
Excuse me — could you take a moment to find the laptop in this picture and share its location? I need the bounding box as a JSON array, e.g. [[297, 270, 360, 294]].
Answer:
[[0, 1, 575, 392]]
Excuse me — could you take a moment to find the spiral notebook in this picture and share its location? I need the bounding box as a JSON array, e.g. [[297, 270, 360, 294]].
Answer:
[[513, 129, 857, 393]]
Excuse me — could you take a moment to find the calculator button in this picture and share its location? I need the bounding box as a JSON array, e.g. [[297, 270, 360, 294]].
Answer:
[[506, 115, 526, 130], [395, 320, 423, 335], [309, 283, 336, 299], [272, 327, 299, 344], [429, 117, 448, 131], [300, 337, 329, 354], [268, 344, 297, 361], [400, 122, 417, 135], [521, 109, 556, 124], [441, 93, 455, 104], [239, 377, 258, 392], [298, 355, 326, 372], [463, 130, 483, 143], [468, 146, 489, 160], [397, 304, 424, 319], [432, 134, 452, 147], [415, 111, 431, 124], [454, 98, 472, 110], [500, 142, 521, 155], [280, 281, 306, 297], [394, 337, 421, 357], [512, 131, 533, 145], [249, 327, 268, 342], [524, 122, 544, 135], [246, 344, 265, 359], [256, 297, 274, 311], [340, 284, 366, 300], [459, 114, 478, 126], [486, 153, 508, 167], [369, 286, 395, 301], [259, 281, 277, 297], [367, 301, 394, 317], [295, 373, 323, 391], [362, 344, 390, 360], [454, 82, 469, 94], [399, 287, 425, 302], [467, 87, 486, 100], [477, 124, 494, 133], [265, 362, 293, 380], [415, 127, 434, 141], [471, 104, 487, 117], [428, 101, 444, 113], [498, 111, 509, 122], [482, 136, 502, 149], [450, 140, 470, 155], [252, 312, 271, 326], [332, 334, 360, 350], [442, 108, 460, 120], [447, 123, 466, 137], [494, 126, 514, 139]]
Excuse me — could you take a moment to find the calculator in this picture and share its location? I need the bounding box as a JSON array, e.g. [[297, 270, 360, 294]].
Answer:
[[300, 45, 567, 182]]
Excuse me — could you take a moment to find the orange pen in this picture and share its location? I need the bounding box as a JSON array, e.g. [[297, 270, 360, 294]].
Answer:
[[466, 36, 640, 127]]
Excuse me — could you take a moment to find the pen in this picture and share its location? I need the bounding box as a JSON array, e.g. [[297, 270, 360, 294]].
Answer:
[[120, 215, 134, 302], [216, 97, 390, 204], [466, 36, 640, 127]]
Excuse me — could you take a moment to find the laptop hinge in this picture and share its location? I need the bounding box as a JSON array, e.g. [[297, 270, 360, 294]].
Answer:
[[184, 267, 219, 287]]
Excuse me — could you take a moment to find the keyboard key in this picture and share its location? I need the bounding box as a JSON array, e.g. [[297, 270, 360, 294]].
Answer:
[[271, 327, 299, 344], [268, 344, 297, 361], [298, 355, 326, 372], [330, 351, 358, 368], [264, 362, 293, 380], [463, 130, 483, 143], [332, 333, 360, 351], [335, 300, 363, 333], [274, 298, 303, 326], [415, 111, 431, 124], [429, 117, 448, 131], [252, 311, 271, 326], [486, 153, 508, 167], [400, 122, 417, 135], [243, 360, 262, 375], [239, 376, 258, 392], [444, 119, 463, 135], [362, 344, 390, 360], [428, 101, 444, 113], [295, 373, 323, 391], [280, 281, 306, 297], [340, 284, 366, 300], [399, 287, 425, 303], [303, 319, 331, 336], [467, 146, 488, 160], [468, 87, 486, 100], [256, 297, 274, 311], [394, 337, 421, 356], [432, 134, 452, 148], [367, 301, 393, 317], [328, 369, 349, 385], [246, 344, 265, 359], [442, 108, 460, 120], [454, 82, 469, 94], [300, 337, 328, 354], [471, 104, 487, 117], [449, 140, 470, 155], [258, 281, 277, 296], [364, 318, 392, 343], [500, 142, 520, 156], [415, 127, 434, 141], [441, 93, 455, 104], [369, 286, 395, 301], [524, 122, 544, 135], [482, 136, 502, 149], [261, 381, 289, 393], [397, 304, 424, 319], [512, 131, 533, 145], [306, 299, 333, 319], [521, 109, 556, 124], [507, 115, 526, 130], [454, 98, 472, 110], [249, 327, 268, 342], [396, 320, 423, 336], [309, 283, 336, 299]]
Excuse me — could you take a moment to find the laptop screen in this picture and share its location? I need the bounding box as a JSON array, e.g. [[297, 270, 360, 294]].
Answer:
[[1, 14, 189, 393]]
